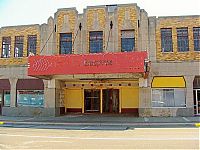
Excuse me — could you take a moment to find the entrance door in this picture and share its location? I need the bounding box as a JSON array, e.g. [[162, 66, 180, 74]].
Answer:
[[0, 92, 2, 115], [84, 89, 100, 113], [103, 89, 119, 113], [193, 89, 200, 115]]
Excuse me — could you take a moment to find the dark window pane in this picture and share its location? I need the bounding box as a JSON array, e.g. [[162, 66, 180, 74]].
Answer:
[[60, 33, 72, 54], [161, 28, 173, 52], [14, 36, 24, 57], [193, 27, 200, 51], [89, 31, 103, 53], [1, 37, 11, 58], [121, 30, 135, 52], [177, 28, 189, 52], [27, 35, 37, 56]]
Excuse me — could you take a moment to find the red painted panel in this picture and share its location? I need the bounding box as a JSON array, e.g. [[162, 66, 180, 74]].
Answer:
[[28, 51, 147, 76]]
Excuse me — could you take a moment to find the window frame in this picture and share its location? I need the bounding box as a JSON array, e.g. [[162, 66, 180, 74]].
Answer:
[[193, 27, 200, 52], [59, 33, 73, 54], [121, 29, 135, 52], [89, 31, 103, 53], [17, 90, 44, 107], [160, 28, 173, 53], [14, 36, 24, 58], [27, 35, 37, 56], [151, 88, 186, 108], [177, 27, 189, 52], [3, 90, 11, 107], [1, 37, 11, 58]]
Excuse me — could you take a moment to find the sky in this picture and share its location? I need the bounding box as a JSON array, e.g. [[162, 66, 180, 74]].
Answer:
[[0, 0, 199, 28]]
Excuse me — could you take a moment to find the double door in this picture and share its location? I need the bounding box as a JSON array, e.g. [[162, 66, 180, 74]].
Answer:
[[84, 89, 119, 113], [193, 89, 200, 115]]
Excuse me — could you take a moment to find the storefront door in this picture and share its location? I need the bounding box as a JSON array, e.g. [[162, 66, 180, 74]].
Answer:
[[102, 89, 119, 113], [0, 92, 2, 115], [193, 89, 200, 115], [84, 89, 100, 113]]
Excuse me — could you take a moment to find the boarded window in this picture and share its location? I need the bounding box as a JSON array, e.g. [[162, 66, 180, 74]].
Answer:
[[60, 33, 72, 54], [121, 30, 135, 52], [89, 31, 103, 53], [14, 36, 24, 57], [161, 28, 173, 52], [1, 37, 11, 58], [177, 28, 189, 52]]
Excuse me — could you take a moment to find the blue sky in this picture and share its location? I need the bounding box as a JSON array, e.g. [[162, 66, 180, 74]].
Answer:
[[0, 0, 199, 28]]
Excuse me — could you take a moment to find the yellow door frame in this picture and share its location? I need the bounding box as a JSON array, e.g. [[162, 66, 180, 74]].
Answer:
[[82, 87, 121, 114]]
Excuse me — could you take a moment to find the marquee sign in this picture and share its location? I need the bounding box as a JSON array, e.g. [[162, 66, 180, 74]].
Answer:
[[28, 51, 147, 76]]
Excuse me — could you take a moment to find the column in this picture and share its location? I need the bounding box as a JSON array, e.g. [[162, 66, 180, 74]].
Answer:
[[9, 78, 18, 107], [185, 75, 195, 108]]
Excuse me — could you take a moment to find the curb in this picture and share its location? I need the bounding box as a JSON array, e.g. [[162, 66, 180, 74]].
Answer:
[[195, 123, 200, 127], [0, 121, 199, 127]]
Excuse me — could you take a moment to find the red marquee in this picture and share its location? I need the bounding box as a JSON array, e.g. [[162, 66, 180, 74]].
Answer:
[[28, 51, 148, 76]]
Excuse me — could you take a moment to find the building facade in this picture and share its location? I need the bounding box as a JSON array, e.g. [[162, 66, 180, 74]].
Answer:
[[0, 4, 199, 117]]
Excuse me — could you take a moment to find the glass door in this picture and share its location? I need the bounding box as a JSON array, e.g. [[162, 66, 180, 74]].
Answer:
[[102, 89, 119, 113], [84, 89, 100, 113], [193, 89, 200, 115], [0, 91, 2, 115]]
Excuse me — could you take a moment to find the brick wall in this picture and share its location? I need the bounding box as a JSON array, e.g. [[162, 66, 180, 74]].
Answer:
[[0, 25, 40, 66], [156, 16, 200, 61], [118, 6, 138, 51], [56, 9, 77, 54]]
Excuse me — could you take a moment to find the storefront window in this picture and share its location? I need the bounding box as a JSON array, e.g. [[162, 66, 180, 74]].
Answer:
[[4, 90, 11, 107], [152, 89, 186, 107], [17, 90, 44, 107]]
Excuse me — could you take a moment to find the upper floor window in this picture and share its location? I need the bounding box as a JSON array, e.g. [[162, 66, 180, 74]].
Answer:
[[177, 28, 189, 52], [193, 27, 200, 51], [60, 33, 72, 54], [89, 31, 103, 53], [161, 28, 173, 52], [27, 35, 37, 56], [14, 36, 24, 57], [121, 30, 135, 52], [1, 37, 11, 58]]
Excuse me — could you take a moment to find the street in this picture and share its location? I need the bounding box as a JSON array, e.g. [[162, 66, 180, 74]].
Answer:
[[0, 127, 199, 149]]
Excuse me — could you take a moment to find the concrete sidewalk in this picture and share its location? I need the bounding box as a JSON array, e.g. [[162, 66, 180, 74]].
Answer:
[[0, 115, 199, 124]]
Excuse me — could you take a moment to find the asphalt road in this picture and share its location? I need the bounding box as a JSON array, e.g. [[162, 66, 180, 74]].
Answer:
[[0, 127, 199, 149]]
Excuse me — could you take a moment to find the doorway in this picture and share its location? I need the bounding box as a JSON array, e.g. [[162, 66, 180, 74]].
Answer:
[[84, 89, 100, 113], [0, 91, 2, 115], [193, 89, 200, 115], [102, 89, 119, 113]]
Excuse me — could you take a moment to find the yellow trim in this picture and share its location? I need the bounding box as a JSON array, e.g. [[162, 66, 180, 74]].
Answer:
[[65, 89, 83, 109], [195, 123, 200, 127], [121, 87, 139, 108], [152, 76, 186, 88], [100, 89, 103, 113]]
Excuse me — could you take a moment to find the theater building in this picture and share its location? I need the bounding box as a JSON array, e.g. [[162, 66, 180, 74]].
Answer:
[[0, 4, 199, 117]]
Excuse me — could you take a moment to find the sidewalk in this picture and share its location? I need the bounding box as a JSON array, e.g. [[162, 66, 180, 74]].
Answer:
[[0, 114, 199, 126]]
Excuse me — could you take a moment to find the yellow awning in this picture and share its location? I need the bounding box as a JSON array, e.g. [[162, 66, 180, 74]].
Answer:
[[152, 76, 186, 88]]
